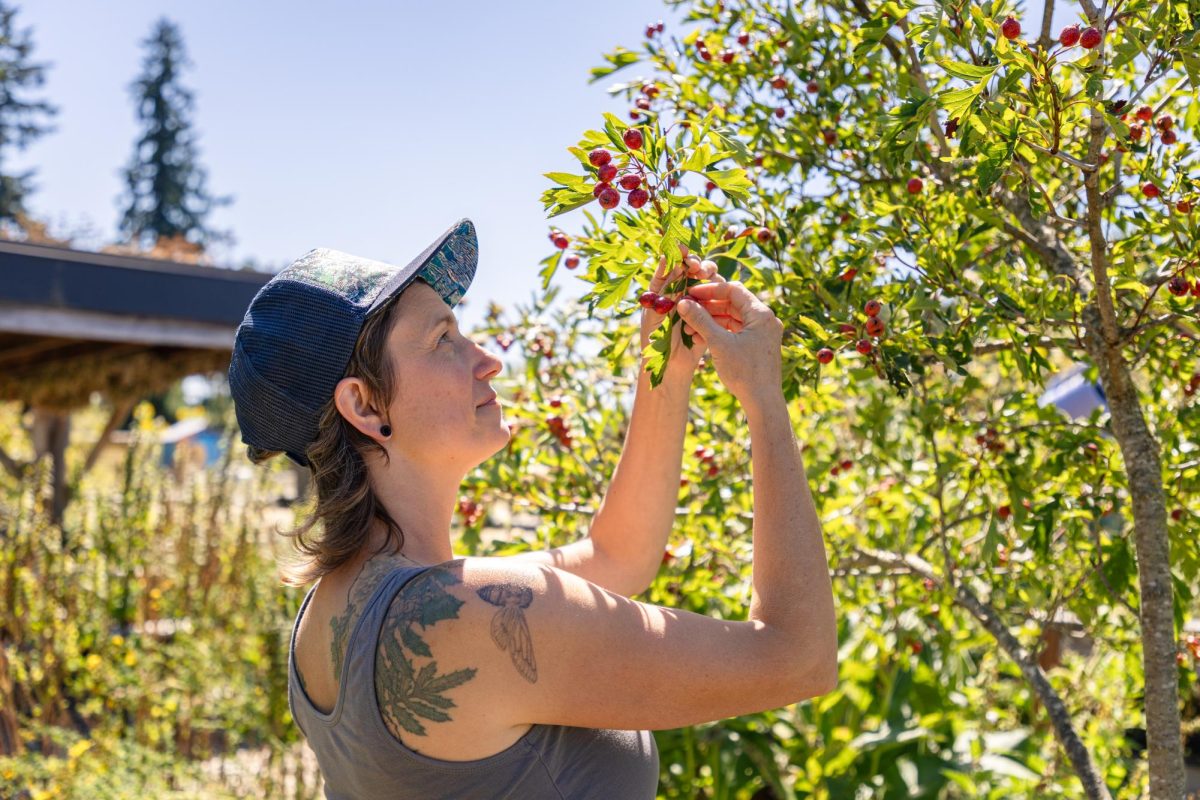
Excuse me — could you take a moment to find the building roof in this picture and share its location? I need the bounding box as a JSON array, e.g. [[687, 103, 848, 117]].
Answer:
[[0, 239, 273, 409]]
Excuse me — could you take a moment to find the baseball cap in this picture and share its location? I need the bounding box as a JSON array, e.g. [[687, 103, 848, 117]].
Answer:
[[228, 218, 478, 467]]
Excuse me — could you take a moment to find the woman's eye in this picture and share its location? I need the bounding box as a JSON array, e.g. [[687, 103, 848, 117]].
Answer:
[[439, 331, 452, 344]]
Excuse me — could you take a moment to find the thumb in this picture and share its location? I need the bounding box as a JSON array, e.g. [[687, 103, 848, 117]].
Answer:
[[676, 297, 725, 341]]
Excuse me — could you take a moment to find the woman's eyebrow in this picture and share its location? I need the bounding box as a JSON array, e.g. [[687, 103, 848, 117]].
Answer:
[[427, 311, 456, 331]]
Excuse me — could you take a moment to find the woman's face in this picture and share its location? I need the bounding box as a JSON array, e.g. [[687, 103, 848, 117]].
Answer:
[[379, 281, 509, 472]]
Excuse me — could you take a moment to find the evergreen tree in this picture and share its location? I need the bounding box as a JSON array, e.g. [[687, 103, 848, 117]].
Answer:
[[118, 18, 230, 251], [0, 2, 57, 228]]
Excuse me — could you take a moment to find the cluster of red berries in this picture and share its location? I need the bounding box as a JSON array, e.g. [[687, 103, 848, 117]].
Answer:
[[547, 230, 584, 270], [975, 426, 1006, 453], [546, 413, 573, 449], [1058, 23, 1103, 49], [817, 298, 886, 364], [589, 137, 648, 211], [1167, 274, 1199, 297], [694, 445, 720, 478], [694, 36, 743, 65], [457, 498, 484, 527], [638, 290, 683, 315], [630, 82, 660, 121], [1124, 104, 1181, 149], [643, 20, 664, 38], [830, 457, 854, 477]]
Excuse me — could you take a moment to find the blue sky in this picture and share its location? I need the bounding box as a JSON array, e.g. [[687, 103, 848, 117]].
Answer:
[[11, 0, 680, 333]]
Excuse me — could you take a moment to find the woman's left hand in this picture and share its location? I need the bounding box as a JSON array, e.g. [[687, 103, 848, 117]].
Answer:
[[639, 245, 726, 386]]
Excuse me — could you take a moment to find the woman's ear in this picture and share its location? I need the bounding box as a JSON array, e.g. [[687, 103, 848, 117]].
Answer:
[[333, 376, 387, 439]]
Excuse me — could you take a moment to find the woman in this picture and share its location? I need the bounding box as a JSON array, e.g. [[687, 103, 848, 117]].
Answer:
[[228, 218, 838, 799]]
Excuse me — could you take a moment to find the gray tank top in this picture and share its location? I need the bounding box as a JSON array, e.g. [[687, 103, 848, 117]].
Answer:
[[288, 563, 660, 799]]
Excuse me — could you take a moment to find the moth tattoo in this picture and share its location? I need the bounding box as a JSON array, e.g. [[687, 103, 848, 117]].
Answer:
[[477, 583, 538, 683]]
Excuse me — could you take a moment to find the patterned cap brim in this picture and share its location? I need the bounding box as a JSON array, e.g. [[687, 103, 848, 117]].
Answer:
[[366, 218, 478, 316]]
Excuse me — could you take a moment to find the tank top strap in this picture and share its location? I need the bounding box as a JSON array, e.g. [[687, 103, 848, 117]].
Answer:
[[338, 563, 434, 723]]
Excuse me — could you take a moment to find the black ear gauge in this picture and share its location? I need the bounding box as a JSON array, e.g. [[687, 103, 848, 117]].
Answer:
[[380, 424, 392, 437]]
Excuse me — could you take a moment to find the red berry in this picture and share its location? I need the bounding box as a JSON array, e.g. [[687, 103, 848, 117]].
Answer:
[[641, 83, 659, 98], [645, 25, 657, 38], [652, 295, 676, 314], [910, 641, 923, 654], [805, 80, 819, 93], [628, 188, 649, 208], [774, 107, 785, 118], [598, 163, 618, 183], [1162, 130, 1177, 145], [698, 47, 712, 62], [592, 182, 611, 198], [737, 32, 750, 45], [720, 49, 735, 64], [998, 504, 1012, 520], [1001, 16, 1020, 40], [1168, 276, 1190, 296], [1129, 124, 1143, 141], [923, 578, 935, 592], [588, 148, 612, 167], [840, 459, 852, 470], [1080, 27, 1101, 48], [552, 233, 569, 250], [1171, 509, 1183, 521], [822, 128, 837, 145], [817, 347, 834, 364], [1059, 24, 1081, 46], [770, 76, 788, 90], [656, 21, 664, 33], [705, 180, 717, 193], [629, 110, 641, 121], [1157, 115, 1174, 131], [635, 97, 651, 111], [1142, 182, 1160, 199], [564, 254, 580, 270], [756, 227, 774, 243], [639, 291, 659, 309], [865, 317, 885, 337], [838, 323, 857, 336], [907, 177, 923, 194], [622, 128, 644, 150], [598, 187, 621, 209], [944, 118, 959, 137], [839, 268, 858, 282], [1177, 200, 1193, 214], [856, 338, 872, 355], [707, 464, 719, 477], [1136, 105, 1153, 122], [864, 299, 882, 317], [618, 174, 641, 190]]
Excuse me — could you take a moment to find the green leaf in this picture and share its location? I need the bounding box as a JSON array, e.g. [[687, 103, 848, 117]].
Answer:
[[681, 143, 713, 173], [711, 126, 753, 167], [595, 273, 635, 310], [941, 85, 983, 121], [703, 168, 753, 202], [794, 315, 828, 341], [976, 140, 1014, 192], [937, 60, 997, 81], [588, 47, 640, 84]]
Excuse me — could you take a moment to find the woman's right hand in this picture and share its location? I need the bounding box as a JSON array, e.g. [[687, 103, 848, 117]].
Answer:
[[676, 281, 784, 402]]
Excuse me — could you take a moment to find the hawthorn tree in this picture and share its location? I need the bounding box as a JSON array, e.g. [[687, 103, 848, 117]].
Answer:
[[528, 0, 1198, 796]]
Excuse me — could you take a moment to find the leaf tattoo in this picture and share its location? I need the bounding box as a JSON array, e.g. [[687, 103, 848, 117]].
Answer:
[[477, 583, 538, 683]]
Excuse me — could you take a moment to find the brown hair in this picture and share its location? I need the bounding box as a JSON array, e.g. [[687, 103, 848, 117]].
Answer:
[[248, 279, 427, 587]]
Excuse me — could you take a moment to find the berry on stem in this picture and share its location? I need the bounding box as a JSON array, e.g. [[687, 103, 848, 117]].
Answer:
[[598, 163, 618, 183], [1156, 115, 1174, 131], [652, 295, 676, 314], [1168, 276, 1190, 297], [856, 338, 873, 355], [598, 187, 621, 209], [1136, 105, 1153, 122], [805, 80, 819, 93], [592, 182, 612, 198], [1059, 24, 1081, 46], [907, 177, 924, 194], [551, 232, 569, 249], [1142, 182, 1160, 199], [864, 299, 882, 317], [588, 148, 612, 167], [619, 175, 641, 190], [1080, 27, 1101, 48], [639, 291, 658, 309], [1161, 130, 1177, 145], [865, 317, 885, 337], [628, 188, 649, 208], [1177, 200, 1193, 214], [623, 128, 644, 150], [817, 347, 834, 364], [1000, 16, 1021, 40], [564, 254, 580, 270]]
